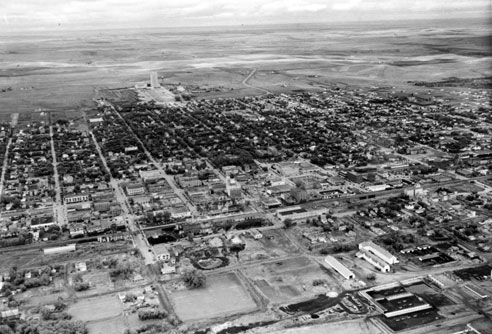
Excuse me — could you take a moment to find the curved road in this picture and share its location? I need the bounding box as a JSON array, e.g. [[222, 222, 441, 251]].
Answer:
[[242, 68, 272, 94]]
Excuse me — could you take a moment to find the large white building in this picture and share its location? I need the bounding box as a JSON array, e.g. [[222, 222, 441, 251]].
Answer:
[[150, 72, 160, 88], [324, 255, 355, 280], [359, 241, 398, 265], [276, 206, 328, 223], [356, 248, 391, 272], [43, 243, 76, 255]]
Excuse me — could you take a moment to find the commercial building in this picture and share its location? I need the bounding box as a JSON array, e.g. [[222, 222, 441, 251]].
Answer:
[[226, 176, 242, 199], [126, 182, 146, 196], [153, 244, 171, 261], [291, 187, 309, 202], [64, 193, 89, 204], [276, 206, 328, 223]]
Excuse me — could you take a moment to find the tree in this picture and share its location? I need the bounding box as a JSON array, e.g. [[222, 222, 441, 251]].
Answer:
[[74, 282, 90, 291], [54, 298, 67, 312], [182, 270, 206, 289], [283, 218, 294, 229], [0, 325, 13, 334]]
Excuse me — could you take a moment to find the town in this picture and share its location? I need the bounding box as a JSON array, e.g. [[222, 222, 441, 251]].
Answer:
[[0, 69, 491, 334]]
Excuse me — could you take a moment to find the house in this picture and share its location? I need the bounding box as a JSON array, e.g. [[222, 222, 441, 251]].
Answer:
[[252, 229, 263, 240], [75, 262, 87, 272], [161, 263, 176, 275]]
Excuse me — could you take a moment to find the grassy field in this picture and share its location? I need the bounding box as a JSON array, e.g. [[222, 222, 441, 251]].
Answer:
[[86, 316, 126, 334], [68, 294, 123, 322], [0, 251, 43, 272], [72, 271, 114, 297], [168, 272, 257, 321]]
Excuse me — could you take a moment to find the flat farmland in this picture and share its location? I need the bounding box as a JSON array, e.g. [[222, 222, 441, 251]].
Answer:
[[2, 18, 489, 113], [244, 256, 341, 304], [168, 272, 257, 321], [68, 294, 123, 322]]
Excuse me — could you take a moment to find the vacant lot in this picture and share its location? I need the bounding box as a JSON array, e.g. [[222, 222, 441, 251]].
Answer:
[[86, 316, 126, 334], [245, 256, 341, 304], [168, 272, 257, 321], [0, 251, 43, 272], [73, 271, 114, 297], [68, 294, 123, 322], [239, 229, 300, 262]]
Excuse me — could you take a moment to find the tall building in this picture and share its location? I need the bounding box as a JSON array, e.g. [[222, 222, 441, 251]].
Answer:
[[150, 72, 160, 88], [226, 176, 242, 199]]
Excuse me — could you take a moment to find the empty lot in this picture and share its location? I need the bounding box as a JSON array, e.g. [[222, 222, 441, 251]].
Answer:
[[168, 272, 257, 321]]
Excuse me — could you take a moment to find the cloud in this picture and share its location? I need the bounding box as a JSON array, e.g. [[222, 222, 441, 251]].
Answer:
[[332, 0, 361, 11]]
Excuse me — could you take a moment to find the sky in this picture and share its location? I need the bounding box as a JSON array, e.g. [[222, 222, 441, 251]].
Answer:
[[1, 0, 490, 32]]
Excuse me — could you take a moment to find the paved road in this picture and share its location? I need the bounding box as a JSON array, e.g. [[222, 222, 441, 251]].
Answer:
[[0, 138, 12, 200], [88, 124, 155, 265], [49, 125, 66, 226], [242, 68, 272, 94]]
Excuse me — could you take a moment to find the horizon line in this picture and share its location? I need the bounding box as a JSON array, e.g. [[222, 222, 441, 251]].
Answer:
[[1, 15, 489, 35]]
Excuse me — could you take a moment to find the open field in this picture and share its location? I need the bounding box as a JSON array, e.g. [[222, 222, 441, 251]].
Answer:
[[0, 18, 490, 112], [239, 229, 300, 261], [168, 272, 257, 321], [244, 256, 341, 304], [72, 271, 114, 297], [68, 294, 123, 322], [86, 317, 126, 334], [0, 250, 43, 272]]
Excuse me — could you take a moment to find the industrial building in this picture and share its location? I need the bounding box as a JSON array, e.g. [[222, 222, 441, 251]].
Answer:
[[356, 248, 391, 272], [359, 241, 399, 265], [276, 206, 328, 223], [324, 255, 355, 280]]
